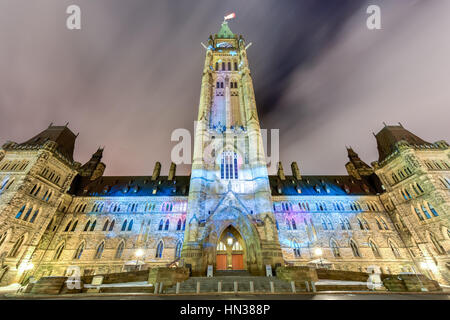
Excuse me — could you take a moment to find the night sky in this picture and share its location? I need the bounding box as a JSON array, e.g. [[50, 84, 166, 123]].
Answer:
[[0, 0, 449, 176]]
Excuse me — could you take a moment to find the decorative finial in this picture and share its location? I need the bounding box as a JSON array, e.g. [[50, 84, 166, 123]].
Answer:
[[398, 122, 403, 128], [65, 122, 69, 127], [48, 122, 53, 128]]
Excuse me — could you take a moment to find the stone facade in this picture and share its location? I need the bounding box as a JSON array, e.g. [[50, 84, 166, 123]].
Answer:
[[0, 22, 448, 286]]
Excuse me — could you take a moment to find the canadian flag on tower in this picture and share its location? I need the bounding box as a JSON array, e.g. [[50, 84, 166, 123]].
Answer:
[[224, 13, 236, 21]]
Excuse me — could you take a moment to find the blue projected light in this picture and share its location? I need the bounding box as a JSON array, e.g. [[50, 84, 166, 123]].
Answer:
[[229, 51, 237, 56]]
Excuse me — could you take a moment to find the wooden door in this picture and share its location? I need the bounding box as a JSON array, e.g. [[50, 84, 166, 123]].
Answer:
[[216, 254, 227, 270], [232, 254, 244, 270]]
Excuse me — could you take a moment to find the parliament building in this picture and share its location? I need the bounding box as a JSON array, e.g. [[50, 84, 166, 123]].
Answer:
[[0, 22, 449, 286]]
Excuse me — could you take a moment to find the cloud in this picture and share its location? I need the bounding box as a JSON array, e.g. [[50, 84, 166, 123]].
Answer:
[[0, 0, 447, 176]]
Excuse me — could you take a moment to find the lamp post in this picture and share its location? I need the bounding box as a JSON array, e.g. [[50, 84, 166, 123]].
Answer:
[[135, 249, 144, 271], [314, 248, 324, 268]]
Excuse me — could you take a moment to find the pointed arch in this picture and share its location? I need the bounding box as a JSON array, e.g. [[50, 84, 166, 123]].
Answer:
[[73, 241, 85, 260], [90, 220, 96, 231], [388, 239, 401, 258], [15, 205, 26, 219], [177, 219, 182, 230], [155, 240, 164, 258], [53, 242, 65, 260], [429, 232, 445, 255], [109, 219, 115, 231], [29, 209, 40, 223], [121, 219, 128, 231], [94, 241, 105, 259], [115, 240, 125, 259], [164, 219, 170, 230], [175, 240, 182, 258], [350, 239, 361, 257], [330, 238, 340, 258], [8, 234, 26, 258], [64, 220, 72, 232], [127, 219, 133, 231], [158, 219, 164, 231], [369, 239, 381, 258], [102, 219, 110, 231], [83, 220, 91, 232]]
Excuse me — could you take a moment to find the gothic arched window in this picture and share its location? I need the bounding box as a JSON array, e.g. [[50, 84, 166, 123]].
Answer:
[[54, 243, 65, 260], [158, 219, 164, 231], [74, 242, 84, 260], [127, 219, 133, 231], [175, 241, 182, 258], [350, 239, 361, 258], [94, 241, 105, 259], [15, 205, 25, 219], [90, 220, 97, 231], [164, 219, 170, 231], [115, 241, 125, 259], [331, 240, 340, 258], [177, 219, 182, 231], [121, 220, 128, 231], [9, 234, 25, 258], [155, 241, 164, 258], [369, 240, 381, 258], [109, 219, 115, 231]]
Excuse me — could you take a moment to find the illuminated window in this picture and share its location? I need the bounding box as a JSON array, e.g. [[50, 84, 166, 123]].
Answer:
[[427, 203, 439, 217], [421, 205, 431, 219], [232, 241, 243, 251], [221, 151, 238, 180], [121, 219, 128, 231], [217, 241, 226, 251], [15, 205, 25, 219]]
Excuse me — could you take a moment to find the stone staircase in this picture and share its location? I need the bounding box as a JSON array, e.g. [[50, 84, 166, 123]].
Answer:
[[165, 273, 296, 294]]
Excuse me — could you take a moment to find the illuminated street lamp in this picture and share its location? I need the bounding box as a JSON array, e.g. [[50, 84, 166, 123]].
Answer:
[[135, 249, 144, 270], [314, 248, 324, 268]]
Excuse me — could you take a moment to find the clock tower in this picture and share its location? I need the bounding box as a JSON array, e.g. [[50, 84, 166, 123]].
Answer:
[[181, 20, 283, 275]]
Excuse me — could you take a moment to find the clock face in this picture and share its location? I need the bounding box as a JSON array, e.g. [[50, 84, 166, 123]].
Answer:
[[217, 42, 233, 48]]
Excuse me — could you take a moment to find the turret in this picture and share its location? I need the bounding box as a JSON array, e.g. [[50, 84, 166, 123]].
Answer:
[[345, 147, 373, 180], [168, 162, 176, 181], [79, 147, 105, 181], [291, 162, 301, 180], [151, 162, 161, 181], [277, 161, 285, 180]]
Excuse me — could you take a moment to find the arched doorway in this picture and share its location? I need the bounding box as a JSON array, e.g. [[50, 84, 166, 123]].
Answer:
[[216, 226, 246, 270]]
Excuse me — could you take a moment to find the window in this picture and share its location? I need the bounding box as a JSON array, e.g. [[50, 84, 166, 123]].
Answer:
[[74, 243, 84, 260], [376, 219, 383, 230], [220, 151, 239, 180], [94, 242, 105, 259], [9, 235, 25, 258], [103, 220, 110, 231], [389, 241, 401, 258], [15, 205, 26, 219], [331, 240, 340, 258], [109, 220, 115, 231], [381, 219, 389, 230], [177, 219, 182, 231], [158, 219, 163, 231], [121, 220, 128, 231], [228, 62, 231, 71], [84, 221, 91, 232], [22, 207, 33, 221], [414, 207, 424, 221], [350, 239, 361, 257], [232, 241, 243, 251], [369, 241, 381, 258], [321, 218, 328, 230], [155, 241, 164, 258], [427, 203, 439, 217], [421, 205, 431, 219], [64, 221, 72, 232], [90, 220, 96, 231], [164, 219, 169, 231], [115, 241, 124, 259], [234, 62, 238, 70], [293, 241, 301, 257], [217, 241, 226, 251], [30, 209, 39, 223], [291, 219, 297, 230], [127, 219, 133, 231], [175, 241, 182, 258], [430, 233, 445, 255], [54, 243, 65, 260]]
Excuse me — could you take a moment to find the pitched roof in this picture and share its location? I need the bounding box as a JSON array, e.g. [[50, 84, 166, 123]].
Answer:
[[216, 21, 235, 39], [375, 125, 432, 162], [69, 175, 191, 197], [18, 125, 77, 162]]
